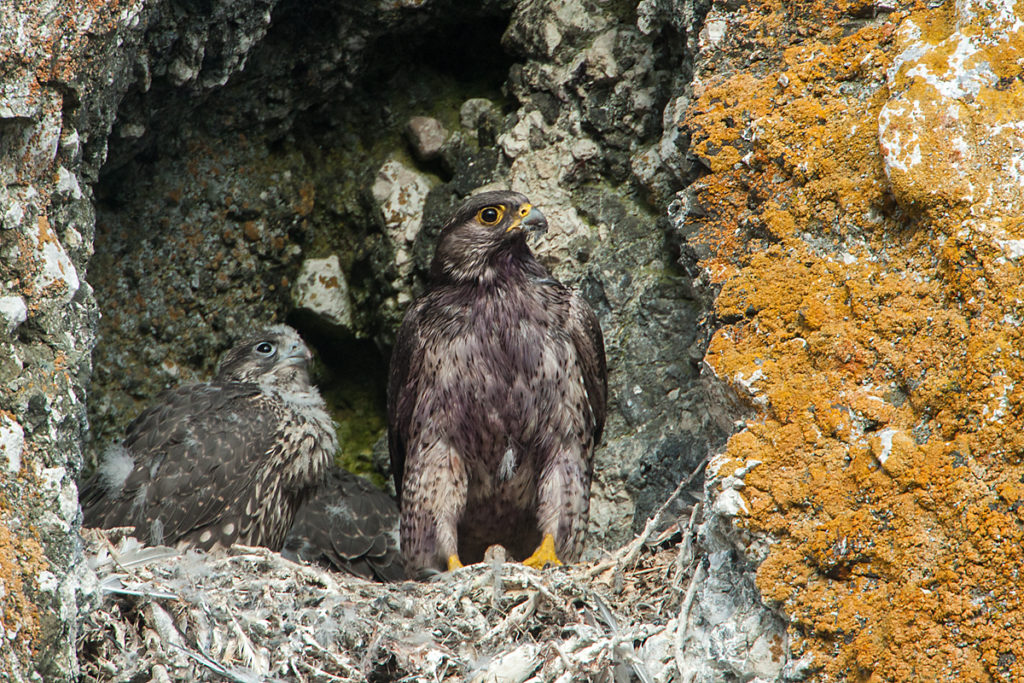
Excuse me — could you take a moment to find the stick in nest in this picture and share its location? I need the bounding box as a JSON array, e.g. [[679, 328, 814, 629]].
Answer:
[[585, 453, 709, 580], [674, 559, 705, 682]]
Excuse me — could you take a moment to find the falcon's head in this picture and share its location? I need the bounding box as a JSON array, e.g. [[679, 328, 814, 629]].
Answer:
[[430, 190, 548, 283], [215, 324, 314, 391]]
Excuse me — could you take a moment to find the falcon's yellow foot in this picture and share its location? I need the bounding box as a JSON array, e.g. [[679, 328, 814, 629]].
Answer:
[[523, 533, 562, 569], [447, 554, 464, 571]]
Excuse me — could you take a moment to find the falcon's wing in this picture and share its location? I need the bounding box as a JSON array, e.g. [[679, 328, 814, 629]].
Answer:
[[82, 382, 273, 548], [567, 291, 608, 445], [283, 469, 404, 581], [387, 299, 429, 500]]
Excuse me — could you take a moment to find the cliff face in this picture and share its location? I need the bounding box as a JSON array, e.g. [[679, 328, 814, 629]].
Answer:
[[684, 0, 1024, 679], [0, 2, 130, 678], [84, 0, 717, 557], [1, 0, 1022, 679]]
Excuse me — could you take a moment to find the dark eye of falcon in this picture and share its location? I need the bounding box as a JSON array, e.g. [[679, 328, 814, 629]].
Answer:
[[477, 206, 504, 225], [254, 341, 276, 356]]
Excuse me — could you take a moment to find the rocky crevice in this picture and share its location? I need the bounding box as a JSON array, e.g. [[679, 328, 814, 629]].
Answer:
[[0, 0, 813, 679], [86, 0, 722, 555]]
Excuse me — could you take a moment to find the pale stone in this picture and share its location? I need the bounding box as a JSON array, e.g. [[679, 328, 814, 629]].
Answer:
[[0, 296, 27, 334], [292, 254, 353, 332], [460, 98, 498, 132], [0, 415, 24, 473], [405, 116, 448, 161], [55, 167, 83, 199], [371, 158, 432, 246], [879, 1, 1024, 216]]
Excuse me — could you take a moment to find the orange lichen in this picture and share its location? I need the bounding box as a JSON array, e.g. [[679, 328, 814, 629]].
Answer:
[[688, 1, 1024, 680], [0, 513, 50, 663], [242, 220, 260, 242], [295, 182, 317, 217]]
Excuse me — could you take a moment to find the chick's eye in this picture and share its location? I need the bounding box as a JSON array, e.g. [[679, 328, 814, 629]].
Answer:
[[478, 206, 502, 225], [255, 341, 275, 355]]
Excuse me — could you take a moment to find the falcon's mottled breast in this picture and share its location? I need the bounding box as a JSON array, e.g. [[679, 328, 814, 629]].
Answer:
[[387, 191, 607, 575], [81, 324, 336, 552]]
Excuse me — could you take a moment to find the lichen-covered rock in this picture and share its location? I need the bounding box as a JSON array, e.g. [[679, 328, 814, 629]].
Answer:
[[0, 0, 304, 677], [293, 254, 355, 333], [676, 0, 1024, 679], [25, 0, 1024, 679], [0, 0, 130, 676], [879, 1, 1024, 216]]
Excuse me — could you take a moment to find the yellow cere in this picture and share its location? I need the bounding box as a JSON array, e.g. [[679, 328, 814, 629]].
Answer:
[[504, 203, 533, 232]]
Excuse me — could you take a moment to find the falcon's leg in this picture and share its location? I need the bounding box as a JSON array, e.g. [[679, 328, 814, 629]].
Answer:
[[530, 447, 591, 568], [400, 441, 468, 574]]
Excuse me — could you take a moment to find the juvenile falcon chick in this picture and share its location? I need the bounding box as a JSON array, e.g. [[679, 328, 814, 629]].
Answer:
[[283, 467, 404, 581], [388, 191, 607, 576], [81, 324, 336, 552]]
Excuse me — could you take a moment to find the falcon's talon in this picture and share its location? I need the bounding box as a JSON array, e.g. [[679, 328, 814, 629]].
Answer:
[[447, 554, 464, 571], [523, 533, 562, 569]]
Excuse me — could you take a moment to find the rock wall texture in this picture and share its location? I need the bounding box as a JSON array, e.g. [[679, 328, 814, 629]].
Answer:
[[85, 0, 718, 556], [682, 0, 1024, 679], [0, 2, 131, 678], [2, 0, 1023, 679]]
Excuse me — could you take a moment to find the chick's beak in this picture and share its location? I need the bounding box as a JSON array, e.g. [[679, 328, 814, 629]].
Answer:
[[284, 341, 312, 366]]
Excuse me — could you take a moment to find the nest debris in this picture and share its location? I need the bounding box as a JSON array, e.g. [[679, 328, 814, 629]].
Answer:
[[79, 495, 702, 683]]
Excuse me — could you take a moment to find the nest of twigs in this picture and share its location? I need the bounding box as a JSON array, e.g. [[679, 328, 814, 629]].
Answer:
[[79, 494, 702, 683]]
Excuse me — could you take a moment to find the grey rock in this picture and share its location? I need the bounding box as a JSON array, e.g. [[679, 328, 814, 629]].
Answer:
[[0, 296, 27, 336], [0, 414, 24, 474], [459, 98, 502, 144], [405, 116, 448, 161], [676, 459, 789, 682]]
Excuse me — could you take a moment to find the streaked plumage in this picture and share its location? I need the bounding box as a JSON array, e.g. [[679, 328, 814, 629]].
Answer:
[[283, 468, 404, 581], [80, 324, 336, 552], [388, 191, 607, 575]]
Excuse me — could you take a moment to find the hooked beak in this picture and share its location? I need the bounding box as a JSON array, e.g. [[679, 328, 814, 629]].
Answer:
[[506, 203, 548, 235]]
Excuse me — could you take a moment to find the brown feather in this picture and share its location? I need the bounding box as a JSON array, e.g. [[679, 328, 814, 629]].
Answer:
[[282, 468, 404, 581]]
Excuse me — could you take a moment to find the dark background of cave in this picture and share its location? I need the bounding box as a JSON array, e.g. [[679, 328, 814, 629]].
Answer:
[[84, 0, 726, 553]]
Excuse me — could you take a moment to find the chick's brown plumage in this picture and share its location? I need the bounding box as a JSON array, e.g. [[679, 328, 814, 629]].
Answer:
[[283, 468, 404, 581], [81, 324, 335, 553]]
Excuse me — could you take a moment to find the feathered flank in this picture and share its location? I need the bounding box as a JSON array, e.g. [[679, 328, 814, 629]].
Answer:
[[283, 468, 405, 582], [94, 444, 136, 496]]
